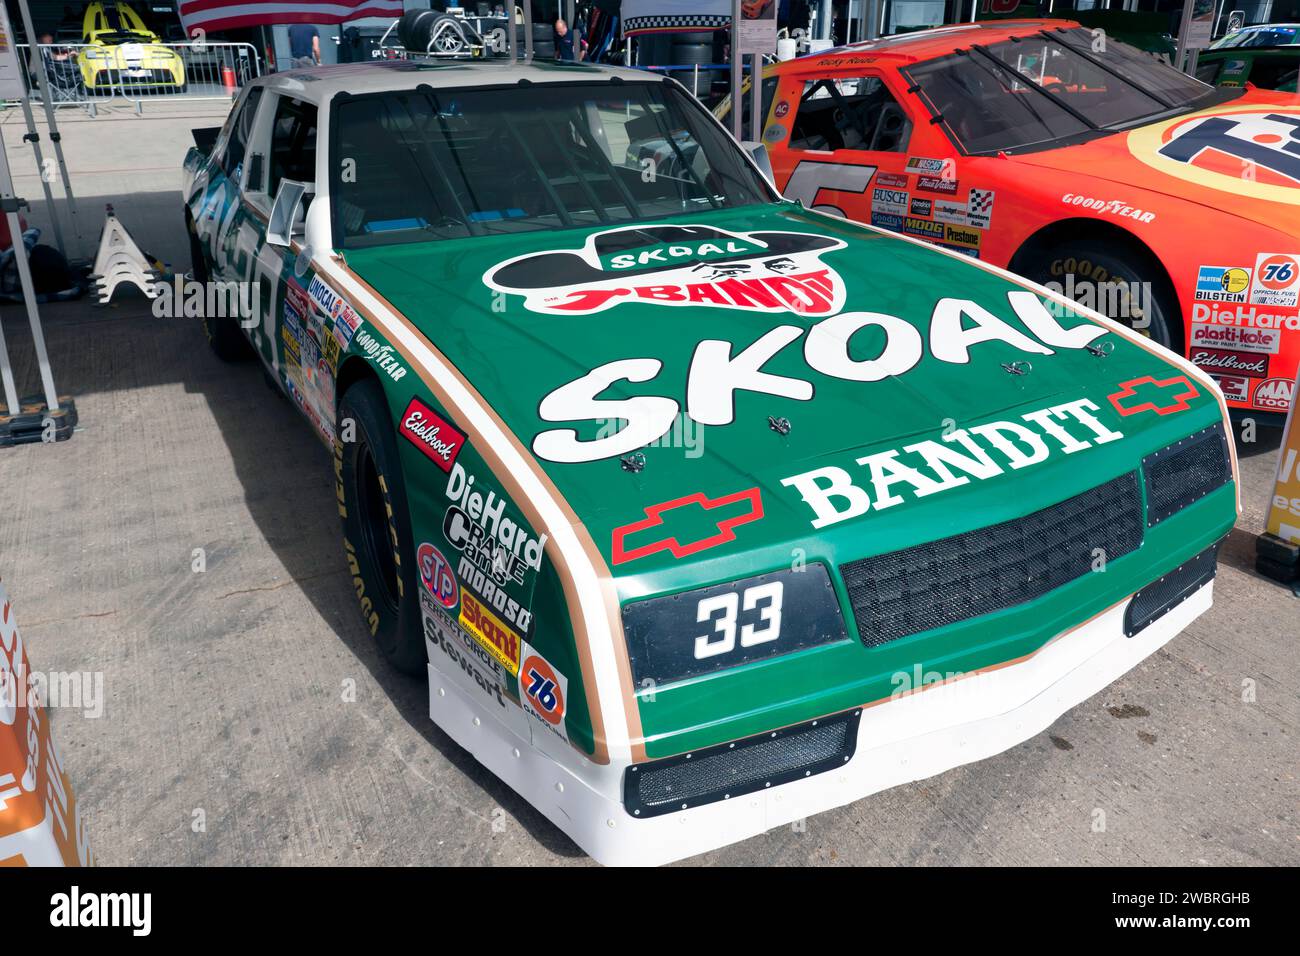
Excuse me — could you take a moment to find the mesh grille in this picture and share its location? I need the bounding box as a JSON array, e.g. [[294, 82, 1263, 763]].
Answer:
[[842, 472, 1143, 648], [1143, 423, 1232, 527], [1124, 542, 1220, 637], [624, 709, 860, 817]]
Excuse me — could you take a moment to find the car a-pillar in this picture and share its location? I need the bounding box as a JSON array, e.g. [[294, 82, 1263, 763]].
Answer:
[[1009, 218, 1182, 354]]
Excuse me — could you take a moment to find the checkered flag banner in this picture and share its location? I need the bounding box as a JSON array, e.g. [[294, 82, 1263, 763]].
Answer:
[[623, 0, 730, 36]]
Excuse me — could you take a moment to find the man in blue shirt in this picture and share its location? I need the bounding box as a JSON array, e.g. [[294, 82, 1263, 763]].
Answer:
[[288, 23, 320, 69]]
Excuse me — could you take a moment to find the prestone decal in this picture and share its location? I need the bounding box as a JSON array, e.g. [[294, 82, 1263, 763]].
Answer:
[[532, 289, 1109, 463], [483, 224, 848, 316]]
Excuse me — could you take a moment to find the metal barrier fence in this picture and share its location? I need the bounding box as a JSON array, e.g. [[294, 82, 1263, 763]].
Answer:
[[15, 43, 261, 112]]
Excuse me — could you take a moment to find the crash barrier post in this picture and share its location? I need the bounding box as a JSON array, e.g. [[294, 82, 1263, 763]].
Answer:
[[0, 123, 77, 446], [20, 42, 261, 110], [0, 576, 93, 865], [1256, 366, 1300, 586]]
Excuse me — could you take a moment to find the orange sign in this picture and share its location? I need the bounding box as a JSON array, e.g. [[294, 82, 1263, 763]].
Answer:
[[1265, 369, 1300, 546], [0, 580, 92, 866]]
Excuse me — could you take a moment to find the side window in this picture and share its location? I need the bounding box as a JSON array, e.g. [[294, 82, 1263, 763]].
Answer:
[[787, 76, 910, 154], [220, 86, 263, 183], [267, 96, 318, 198]]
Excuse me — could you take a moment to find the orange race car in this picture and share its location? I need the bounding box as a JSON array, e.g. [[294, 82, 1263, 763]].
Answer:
[[726, 19, 1300, 418]]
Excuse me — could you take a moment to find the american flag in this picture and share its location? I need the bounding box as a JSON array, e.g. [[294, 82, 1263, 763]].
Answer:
[[179, 0, 406, 36]]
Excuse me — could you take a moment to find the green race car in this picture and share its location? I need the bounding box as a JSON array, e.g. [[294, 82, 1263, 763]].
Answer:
[[1197, 23, 1300, 91], [182, 59, 1239, 865]]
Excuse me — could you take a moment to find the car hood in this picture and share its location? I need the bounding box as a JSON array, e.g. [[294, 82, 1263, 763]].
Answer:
[[345, 204, 1223, 581], [1008, 89, 1300, 231]]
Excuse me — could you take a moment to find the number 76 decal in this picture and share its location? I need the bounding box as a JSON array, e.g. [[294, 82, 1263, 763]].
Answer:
[[695, 581, 784, 660]]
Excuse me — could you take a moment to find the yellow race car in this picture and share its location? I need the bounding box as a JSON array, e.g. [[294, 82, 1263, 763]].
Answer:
[[76, 2, 185, 92]]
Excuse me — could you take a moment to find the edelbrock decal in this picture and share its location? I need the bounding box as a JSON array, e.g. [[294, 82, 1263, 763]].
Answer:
[[483, 224, 847, 316], [400, 397, 466, 472], [781, 398, 1124, 529], [532, 290, 1109, 463]]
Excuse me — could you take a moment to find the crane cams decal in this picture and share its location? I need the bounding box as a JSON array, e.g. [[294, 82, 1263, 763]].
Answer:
[[482, 224, 848, 316]]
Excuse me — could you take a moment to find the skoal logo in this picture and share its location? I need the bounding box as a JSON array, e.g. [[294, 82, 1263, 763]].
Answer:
[[483, 224, 847, 316]]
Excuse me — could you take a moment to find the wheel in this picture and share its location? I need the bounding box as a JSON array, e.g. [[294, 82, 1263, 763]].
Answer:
[[336, 378, 426, 675], [1021, 239, 1177, 350], [188, 216, 253, 361]]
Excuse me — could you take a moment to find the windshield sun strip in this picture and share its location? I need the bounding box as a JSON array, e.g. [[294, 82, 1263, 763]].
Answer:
[[967, 44, 1100, 131], [1044, 29, 1177, 110]]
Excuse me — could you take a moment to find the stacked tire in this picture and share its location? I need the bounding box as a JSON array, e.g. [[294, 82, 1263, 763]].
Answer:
[[669, 32, 714, 98]]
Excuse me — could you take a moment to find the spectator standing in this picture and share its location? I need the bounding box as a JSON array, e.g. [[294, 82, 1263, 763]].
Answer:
[[288, 23, 320, 68], [555, 18, 586, 61]]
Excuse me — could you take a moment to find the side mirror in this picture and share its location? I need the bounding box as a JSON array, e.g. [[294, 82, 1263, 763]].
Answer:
[[267, 179, 312, 248], [741, 140, 775, 188]]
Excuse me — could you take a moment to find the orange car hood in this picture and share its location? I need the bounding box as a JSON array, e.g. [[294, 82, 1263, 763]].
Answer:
[[1008, 89, 1300, 233]]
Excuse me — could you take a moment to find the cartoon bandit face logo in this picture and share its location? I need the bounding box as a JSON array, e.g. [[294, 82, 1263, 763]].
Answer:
[[1130, 107, 1300, 205], [483, 224, 848, 316]]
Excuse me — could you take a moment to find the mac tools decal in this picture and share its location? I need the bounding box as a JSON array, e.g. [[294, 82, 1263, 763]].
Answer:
[[482, 224, 848, 316]]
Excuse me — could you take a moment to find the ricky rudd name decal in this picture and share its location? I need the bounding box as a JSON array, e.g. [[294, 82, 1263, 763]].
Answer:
[[482, 224, 848, 316], [531, 289, 1109, 464]]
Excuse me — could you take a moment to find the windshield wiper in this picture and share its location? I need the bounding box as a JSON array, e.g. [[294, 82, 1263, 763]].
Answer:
[[1040, 30, 1175, 110], [968, 44, 1099, 130]]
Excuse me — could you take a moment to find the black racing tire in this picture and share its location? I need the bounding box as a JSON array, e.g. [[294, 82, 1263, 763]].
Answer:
[[336, 378, 426, 676], [1021, 239, 1177, 350], [188, 216, 253, 361]]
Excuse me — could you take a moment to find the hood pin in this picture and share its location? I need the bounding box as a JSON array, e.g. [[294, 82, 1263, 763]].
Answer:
[[1085, 340, 1115, 358], [620, 452, 647, 473], [1001, 360, 1032, 376], [768, 416, 792, 436]]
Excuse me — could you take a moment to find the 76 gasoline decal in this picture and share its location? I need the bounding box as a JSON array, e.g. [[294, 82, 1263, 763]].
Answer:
[[519, 642, 567, 740]]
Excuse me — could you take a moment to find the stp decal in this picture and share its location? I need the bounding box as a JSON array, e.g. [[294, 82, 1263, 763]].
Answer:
[[483, 224, 848, 316], [400, 398, 466, 472], [518, 643, 567, 741], [418, 542, 458, 610], [1129, 106, 1300, 205], [1108, 375, 1200, 417], [612, 488, 764, 565]]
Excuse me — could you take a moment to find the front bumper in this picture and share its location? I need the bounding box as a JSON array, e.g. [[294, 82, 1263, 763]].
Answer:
[[427, 577, 1213, 866]]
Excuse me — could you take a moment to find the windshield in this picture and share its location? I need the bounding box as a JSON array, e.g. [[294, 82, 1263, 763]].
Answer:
[[1212, 26, 1300, 49], [904, 27, 1220, 154], [332, 80, 774, 249]]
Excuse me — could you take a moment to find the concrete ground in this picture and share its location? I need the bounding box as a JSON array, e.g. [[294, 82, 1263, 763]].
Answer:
[[0, 100, 1296, 867]]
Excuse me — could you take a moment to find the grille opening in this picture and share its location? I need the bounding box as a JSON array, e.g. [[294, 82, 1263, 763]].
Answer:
[[624, 709, 861, 817], [841, 472, 1143, 648], [1143, 423, 1232, 527], [1124, 542, 1221, 637]]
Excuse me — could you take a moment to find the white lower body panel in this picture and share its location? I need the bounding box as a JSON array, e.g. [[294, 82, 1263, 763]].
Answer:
[[427, 582, 1212, 866]]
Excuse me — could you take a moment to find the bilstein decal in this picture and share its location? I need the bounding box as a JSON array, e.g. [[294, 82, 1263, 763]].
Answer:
[[483, 224, 848, 316], [532, 290, 1109, 463]]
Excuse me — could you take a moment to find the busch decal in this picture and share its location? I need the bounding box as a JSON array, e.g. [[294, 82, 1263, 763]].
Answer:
[[483, 224, 848, 316]]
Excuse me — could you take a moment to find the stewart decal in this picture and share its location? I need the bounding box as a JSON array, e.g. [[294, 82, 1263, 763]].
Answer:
[[483, 224, 848, 316]]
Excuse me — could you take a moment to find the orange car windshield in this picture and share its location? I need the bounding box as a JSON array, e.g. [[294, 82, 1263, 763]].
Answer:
[[905, 27, 1223, 155]]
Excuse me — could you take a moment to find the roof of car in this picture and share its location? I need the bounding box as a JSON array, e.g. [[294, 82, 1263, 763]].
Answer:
[[785, 18, 1083, 66], [252, 58, 654, 104]]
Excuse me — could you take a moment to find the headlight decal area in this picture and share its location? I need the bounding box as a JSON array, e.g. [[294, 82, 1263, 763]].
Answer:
[[621, 565, 848, 687]]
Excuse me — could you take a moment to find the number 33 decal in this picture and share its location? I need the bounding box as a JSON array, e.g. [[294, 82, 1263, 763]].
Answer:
[[694, 582, 784, 660]]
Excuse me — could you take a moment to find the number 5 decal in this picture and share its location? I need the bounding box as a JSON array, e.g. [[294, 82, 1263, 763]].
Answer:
[[783, 161, 875, 218], [694, 582, 785, 660]]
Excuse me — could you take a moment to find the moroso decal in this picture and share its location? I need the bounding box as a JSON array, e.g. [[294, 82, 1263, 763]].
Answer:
[[612, 488, 764, 565], [483, 224, 848, 316], [459, 591, 522, 675], [533, 290, 1109, 463], [418, 542, 459, 611], [781, 399, 1124, 529], [1131, 107, 1300, 204], [400, 398, 466, 472], [519, 642, 568, 741], [1108, 375, 1199, 417]]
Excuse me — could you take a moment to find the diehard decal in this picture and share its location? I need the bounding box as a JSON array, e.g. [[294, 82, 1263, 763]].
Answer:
[[483, 224, 848, 316]]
